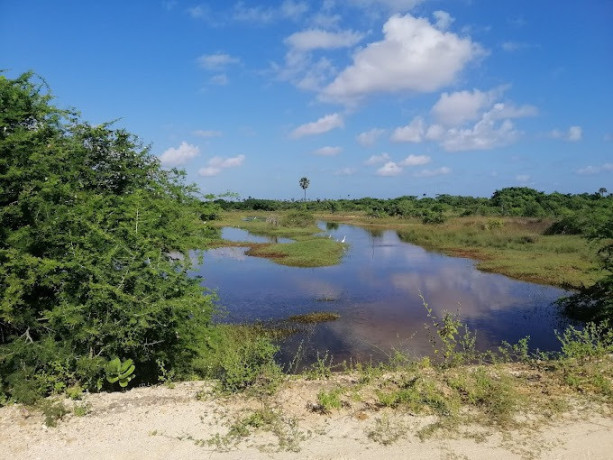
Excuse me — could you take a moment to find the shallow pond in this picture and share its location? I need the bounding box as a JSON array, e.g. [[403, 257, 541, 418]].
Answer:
[[194, 223, 572, 368]]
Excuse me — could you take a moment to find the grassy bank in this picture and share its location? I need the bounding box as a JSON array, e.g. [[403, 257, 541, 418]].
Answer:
[[316, 212, 602, 289], [210, 211, 346, 268]]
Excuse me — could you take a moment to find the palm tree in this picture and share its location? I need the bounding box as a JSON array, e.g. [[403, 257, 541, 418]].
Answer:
[[299, 177, 310, 201], [598, 187, 608, 197]]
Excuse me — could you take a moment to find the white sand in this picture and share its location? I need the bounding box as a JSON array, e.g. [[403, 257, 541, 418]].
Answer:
[[1, 380, 612, 460]]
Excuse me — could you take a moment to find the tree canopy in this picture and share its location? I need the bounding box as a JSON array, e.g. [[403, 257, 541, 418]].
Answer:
[[0, 73, 218, 402]]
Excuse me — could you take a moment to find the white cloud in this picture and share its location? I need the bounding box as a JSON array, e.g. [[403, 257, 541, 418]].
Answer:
[[321, 13, 484, 104], [549, 125, 582, 142], [233, 1, 308, 23], [198, 154, 245, 177], [280, 0, 309, 20], [576, 163, 613, 175], [233, 2, 275, 23], [391, 117, 425, 143], [209, 155, 245, 168], [568, 126, 582, 141], [210, 74, 229, 85], [357, 128, 386, 147], [400, 154, 430, 166], [501, 41, 535, 52], [285, 29, 363, 51], [198, 167, 221, 177], [187, 5, 209, 19], [313, 146, 342, 156], [278, 28, 362, 92], [433, 11, 454, 30], [516, 174, 531, 182], [159, 142, 199, 167], [414, 166, 451, 177], [376, 161, 403, 176], [439, 116, 519, 152], [348, 0, 426, 13], [364, 152, 391, 165], [431, 88, 501, 126], [290, 113, 344, 138], [193, 129, 222, 138], [334, 167, 357, 176], [432, 102, 536, 152], [197, 53, 240, 70]]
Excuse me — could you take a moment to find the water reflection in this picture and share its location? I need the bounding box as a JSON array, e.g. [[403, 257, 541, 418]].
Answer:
[[195, 223, 571, 367]]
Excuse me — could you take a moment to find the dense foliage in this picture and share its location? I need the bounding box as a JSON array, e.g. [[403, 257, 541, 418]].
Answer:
[[217, 188, 612, 233], [0, 73, 220, 403]]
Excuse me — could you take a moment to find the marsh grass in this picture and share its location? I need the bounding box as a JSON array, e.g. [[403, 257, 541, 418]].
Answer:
[[316, 213, 601, 288], [246, 237, 346, 267], [287, 312, 340, 324]]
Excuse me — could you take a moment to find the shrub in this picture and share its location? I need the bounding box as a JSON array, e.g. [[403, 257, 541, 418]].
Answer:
[[280, 210, 315, 228]]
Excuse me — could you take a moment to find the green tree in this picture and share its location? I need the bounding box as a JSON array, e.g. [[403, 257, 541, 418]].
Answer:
[[0, 72, 217, 402], [299, 176, 310, 201]]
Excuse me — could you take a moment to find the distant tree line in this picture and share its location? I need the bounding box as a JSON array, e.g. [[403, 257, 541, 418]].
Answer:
[[215, 187, 612, 235]]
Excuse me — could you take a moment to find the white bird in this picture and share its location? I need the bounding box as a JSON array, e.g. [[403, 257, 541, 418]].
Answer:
[[340, 236, 346, 243]]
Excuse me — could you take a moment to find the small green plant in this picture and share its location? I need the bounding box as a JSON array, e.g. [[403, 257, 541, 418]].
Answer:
[[105, 358, 136, 388], [422, 295, 477, 366], [37, 399, 69, 427], [367, 415, 407, 445], [556, 322, 613, 359], [73, 402, 92, 417], [305, 351, 334, 380], [315, 387, 343, 414]]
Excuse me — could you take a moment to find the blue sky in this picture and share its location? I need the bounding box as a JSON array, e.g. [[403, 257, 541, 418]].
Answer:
[[1, 0, 611, 200]]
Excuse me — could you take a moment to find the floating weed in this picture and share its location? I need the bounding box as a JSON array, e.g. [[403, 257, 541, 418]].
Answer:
[[287, 312, 340, 324]]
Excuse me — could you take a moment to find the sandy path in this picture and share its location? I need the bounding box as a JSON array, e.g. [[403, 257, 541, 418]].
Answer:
[[1, 380, 612, 460]]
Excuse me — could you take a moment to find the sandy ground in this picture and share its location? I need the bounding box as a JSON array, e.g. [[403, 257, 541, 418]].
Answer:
[[1, 379, 612, 460]]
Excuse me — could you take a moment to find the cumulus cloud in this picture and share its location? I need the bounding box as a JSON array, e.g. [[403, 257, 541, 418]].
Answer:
[[159, 142, 199, 167], [576, 163, 613, 175], [285, 29, 363, 51], [400, 154, 430, 166], [277, 28, 362, 91], [414, 166, 451, 177], [321, 13, 484, 104], [415, 89, 538, 151], [391, 117, 425, 143], [549, 126, 582, 142], [197, 53, 240, 70], [436, 114, 520, 152], [193, 129, 222, 138], [364, 152, 391, 165], [376, 161, 403, 176], [357, 128, 386, 147], [313, 146, 342, 156], [431, 88, 502, 126], [198, 154, 245, 177], [290, 113, 344, 138]]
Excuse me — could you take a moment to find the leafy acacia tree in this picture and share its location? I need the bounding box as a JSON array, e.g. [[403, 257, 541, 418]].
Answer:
[[0, 73, 217, 402], [299, 176, 310, 201]]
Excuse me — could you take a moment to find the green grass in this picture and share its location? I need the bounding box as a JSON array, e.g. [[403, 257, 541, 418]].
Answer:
[[246, 238, 346, 267], [211, 211, 347, 268]]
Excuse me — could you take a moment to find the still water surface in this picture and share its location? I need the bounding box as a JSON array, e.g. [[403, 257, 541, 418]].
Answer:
[[194, 223, 571, 367]]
